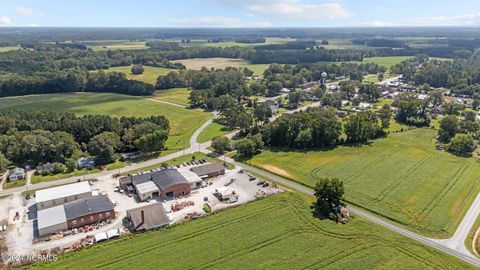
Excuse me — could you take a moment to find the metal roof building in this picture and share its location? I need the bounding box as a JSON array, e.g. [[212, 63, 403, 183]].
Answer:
[[151, 169, 189, 190], [36, 182, 93, 210], [190, 163, 225, 178], [37, 205, 68, 237], [135, 181, 160, 201]]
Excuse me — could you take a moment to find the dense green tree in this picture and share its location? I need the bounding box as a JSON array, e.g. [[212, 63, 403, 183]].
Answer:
[[134, 131, 168, 152], [314, 178, 345, 219], [344, 111, 381, 143], [447, 134, 475, 156], [211, 136, 231, 154], [378, 104, 392, 129], [131, 65, 145, 75], [0, 153, 9, 173], [438, 115, 459, 142]]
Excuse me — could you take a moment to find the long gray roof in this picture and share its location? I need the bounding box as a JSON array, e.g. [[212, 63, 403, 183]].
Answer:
[[190, 163, 225, 177], [151, 169, 188, 190], [63, 195, 113, 220]]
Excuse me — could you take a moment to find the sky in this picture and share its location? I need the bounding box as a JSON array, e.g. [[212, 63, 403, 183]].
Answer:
[[0, 0, 479, 28]]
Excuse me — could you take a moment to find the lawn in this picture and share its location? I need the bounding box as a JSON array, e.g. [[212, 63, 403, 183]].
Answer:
[[105, 65, 175, 84], [246, 128, 480, 237], [153, 88, 191, 106], [31, 169, 101, 184], [3, 179, 27, 189], [29, 192, 475, 270], [196, 122, 233, 143], [0, 93, 210, 155]]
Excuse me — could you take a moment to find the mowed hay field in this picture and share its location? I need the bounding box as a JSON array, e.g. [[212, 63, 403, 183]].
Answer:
[[360, 56, 413, 68], [105, 65, 175, 84], [153, 88, 191, 106], [28, 192, 475, 270], [173, 58, 268, 76], [248, 129, 480, 237], [0, 93, 210, 153]]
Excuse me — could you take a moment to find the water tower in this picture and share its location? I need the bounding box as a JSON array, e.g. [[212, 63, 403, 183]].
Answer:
[[321, 72, 328, 84]]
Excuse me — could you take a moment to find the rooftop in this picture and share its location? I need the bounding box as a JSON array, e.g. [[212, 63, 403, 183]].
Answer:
[[36, 182, 92, 204], [126, 203, 170, 231], [190, 163, 225, 177], [135, 181, 159, 194], [177, 167, 203, 184], [37, 205, 66, 230], [64, 195, 113, 220], [151, 169, 188, 190]]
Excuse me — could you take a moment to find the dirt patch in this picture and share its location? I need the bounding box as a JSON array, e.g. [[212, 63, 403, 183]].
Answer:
[[262, 164, 293, 179], [173, 58, 248, 70]]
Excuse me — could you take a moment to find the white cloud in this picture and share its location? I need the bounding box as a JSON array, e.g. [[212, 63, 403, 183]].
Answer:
[[216, 0, 353, 20], [409, 13, 480, 26], [363, 21, 398, 27], [16, 6, 41, 17], [0, 16, 11, 26], [168, 16, 271, 27]]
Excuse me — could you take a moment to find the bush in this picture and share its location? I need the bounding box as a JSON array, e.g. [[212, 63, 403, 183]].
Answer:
[[53, 163, 67, 174]]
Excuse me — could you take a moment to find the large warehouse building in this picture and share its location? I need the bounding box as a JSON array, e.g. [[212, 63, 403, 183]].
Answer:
[[119, 167, 205, 201], [35, 181, 93, 210], [37, 195, 114, 237]]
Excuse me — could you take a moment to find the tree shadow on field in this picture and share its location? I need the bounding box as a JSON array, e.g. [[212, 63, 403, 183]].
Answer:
[[309, 203, 329, 220]]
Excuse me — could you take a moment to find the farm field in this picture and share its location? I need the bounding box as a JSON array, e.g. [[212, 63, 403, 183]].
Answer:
[[83, 40, 149, 51], [29, 192, 475, 270], [196, 122, 233, 143], [0, 46, 21, 52], [172, 37, 295, 48], [247, 128, 480, 237], [0, 93, 210, 154], [172, 58, 269, 76], [357, 56, 413, 68], [105, 65, 176, 84], [153, 88, 191, 106]]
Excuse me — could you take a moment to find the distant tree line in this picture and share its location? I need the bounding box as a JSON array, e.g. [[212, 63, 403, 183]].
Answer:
[[0, 111, 170, 166], [0, 71, 154, 97]]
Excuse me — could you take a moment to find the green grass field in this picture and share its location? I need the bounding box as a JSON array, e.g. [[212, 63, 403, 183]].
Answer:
[[173, 37, 295, 48], [105, 65, 175, 84], [29, 192, 475, 270], [153, 88, 191, 106], [0, 46, 21, 52], [172, 58, 268, 76], [3, 179, 27, 189], [196, 122, 233, 143], [0, 93, 210, 154], [85, 41, 148, 51], [247, 129, 480, 237], [360, 56, 413, 68]]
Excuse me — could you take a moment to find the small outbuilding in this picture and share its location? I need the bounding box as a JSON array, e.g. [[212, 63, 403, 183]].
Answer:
[[36, 163, 56, 175]]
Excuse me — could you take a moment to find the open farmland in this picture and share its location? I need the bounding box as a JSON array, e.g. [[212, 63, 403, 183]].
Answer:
[[247, 129, 480, 237], [359, 56, 413, 68], [0, 93, 210, 153], [83, 40, 149, 51], [174, 57, 248, 70], [153, 88, 191, 106], [105, 65, 176, 84], [172, 58, 268, 75], [28, 192, 474, 270]]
